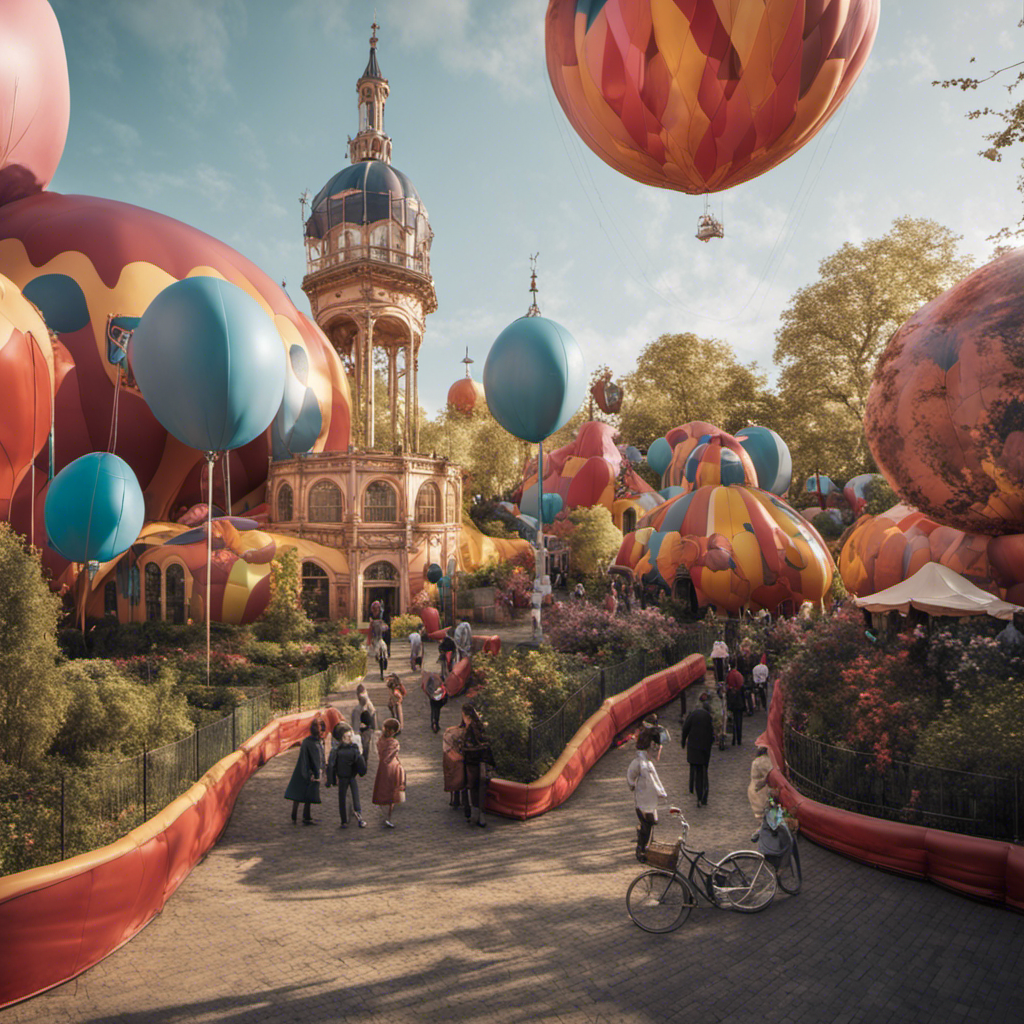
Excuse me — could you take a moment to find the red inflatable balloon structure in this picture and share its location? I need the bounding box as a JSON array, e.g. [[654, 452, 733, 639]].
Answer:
[[0, 0, 70, 206], [866, 249, 1024, 536], [546, 0, 880, 194]]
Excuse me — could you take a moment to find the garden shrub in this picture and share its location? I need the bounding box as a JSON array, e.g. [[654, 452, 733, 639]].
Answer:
[[391, 613, 422, 638], [545, 602, 682, 665]]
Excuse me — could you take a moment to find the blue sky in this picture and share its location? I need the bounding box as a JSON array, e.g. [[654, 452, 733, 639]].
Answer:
[[48, 0, 1024, 419]]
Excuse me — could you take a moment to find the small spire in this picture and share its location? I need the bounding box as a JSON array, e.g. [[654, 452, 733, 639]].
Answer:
[[370, 21, 379, 48], [363, 22, 383, 80], [525, 253, 541, 317], [462, 346, 474, 378]]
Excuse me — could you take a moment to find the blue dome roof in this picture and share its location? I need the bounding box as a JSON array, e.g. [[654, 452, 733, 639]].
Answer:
[[305, 160, 426, 239]]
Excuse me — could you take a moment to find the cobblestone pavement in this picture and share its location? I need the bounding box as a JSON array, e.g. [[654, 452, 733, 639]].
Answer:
[[6, 625, 1024, 1024]]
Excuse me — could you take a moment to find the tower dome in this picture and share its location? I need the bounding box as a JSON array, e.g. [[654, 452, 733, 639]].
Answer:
[[447, 347, 485, 415]]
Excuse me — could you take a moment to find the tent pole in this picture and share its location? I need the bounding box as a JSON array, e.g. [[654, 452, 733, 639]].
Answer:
[[206, 452, 216, 686]]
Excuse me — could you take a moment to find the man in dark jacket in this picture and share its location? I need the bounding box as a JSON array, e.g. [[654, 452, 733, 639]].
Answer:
[[680, 693, 716, 807]]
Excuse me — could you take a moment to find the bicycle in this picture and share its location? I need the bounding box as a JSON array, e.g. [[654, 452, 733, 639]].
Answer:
[[626, 810, 777, 933], [757, 797, 802, 895]]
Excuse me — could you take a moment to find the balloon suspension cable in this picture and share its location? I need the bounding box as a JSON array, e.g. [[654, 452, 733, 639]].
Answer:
[[222, 454, 232, 515], [205, 452, 216, 686], [534, 441, 545, 643]]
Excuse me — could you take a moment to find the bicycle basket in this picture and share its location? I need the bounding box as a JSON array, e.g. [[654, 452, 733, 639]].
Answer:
[[645, 839, 681, 870]]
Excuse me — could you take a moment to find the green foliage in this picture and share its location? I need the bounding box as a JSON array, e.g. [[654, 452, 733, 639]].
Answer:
[[545, 602, 683, 664], [390, 613, 422, 638], [50, 661, 193, 762], [864, 476, 899, 516], [0, 524, 65, 768], [774, 217, 973, 482], [566, 506, 622, 577], [257, 547, 314, 641], [618, 332, 776, 448]]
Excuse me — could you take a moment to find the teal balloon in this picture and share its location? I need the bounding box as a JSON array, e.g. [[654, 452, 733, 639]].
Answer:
[[130, 276, 287, 452], [483, 316, 586, 442], [44, 453, 145, 563], [426, 562, 443, 584], [540, 492, 563, 524], [647, 437, 673, 476], [736, 425, 792, 496]]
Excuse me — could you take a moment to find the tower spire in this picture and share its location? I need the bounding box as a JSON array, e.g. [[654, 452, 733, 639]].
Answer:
[[350, 23, 391, 164], [525, 253, 541, 317], [461, 346, 474, 378]]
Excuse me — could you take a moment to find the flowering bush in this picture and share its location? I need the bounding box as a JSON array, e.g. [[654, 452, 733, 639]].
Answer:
[[545, 602, 683, 663]]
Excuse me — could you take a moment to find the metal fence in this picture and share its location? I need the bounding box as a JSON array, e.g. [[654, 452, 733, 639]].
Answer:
[[784, 726, 1023, 842], [51, 661, 348, 865], [526, 624, 716, 769]]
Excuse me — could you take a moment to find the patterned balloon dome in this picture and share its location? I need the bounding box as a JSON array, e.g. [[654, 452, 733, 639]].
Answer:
[[447, 376, 485, 415]]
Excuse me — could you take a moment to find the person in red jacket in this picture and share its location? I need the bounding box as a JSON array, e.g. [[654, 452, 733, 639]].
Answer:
[[726, 662, 746, 746]]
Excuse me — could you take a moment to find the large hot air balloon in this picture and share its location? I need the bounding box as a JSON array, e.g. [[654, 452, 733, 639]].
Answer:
[[546, 0, 880, 195]]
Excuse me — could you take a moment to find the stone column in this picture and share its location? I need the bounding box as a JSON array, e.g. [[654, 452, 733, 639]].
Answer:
[[389, 346, 398, 449], [365, 311, 374, 448], [404, 339, 413, 452]]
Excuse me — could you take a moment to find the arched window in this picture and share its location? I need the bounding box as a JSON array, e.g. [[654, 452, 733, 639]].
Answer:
[[145, 563, 162, 622], [370, 225, 388, 261], [301, 561, 330, 620], [166, 564, 186, 624], [364, 480, 397, 522], [364, 560, 399, 581], [309, 480, 343, 523], [277, 483, 293, 522], [622, 508, 637, 533], [104, 580, 118, 617], [415, 482, 440, 523]]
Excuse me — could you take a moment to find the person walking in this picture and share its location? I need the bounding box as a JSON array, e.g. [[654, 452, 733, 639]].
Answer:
[[454, 617, 473, 664], [368, 615, 388, 679], [325, 722, 367, 828], [680, 693, 715, 807], [385, 673, 407, 731], [726, 661, 746, 746], [626, 726, 674, 861], [372, 718, 405, 828], [353, 685, 377, 766], [424, 672, 447, 733], [460, 704, 493, 827], [284, 718, 325, 825], [710, 638, 730, 684], [747, 745, 773, 842], [408, 627, 425, 673], [752, 656, 769, 711], [441, 720, 467, 810], [438, 633, 456, 680]]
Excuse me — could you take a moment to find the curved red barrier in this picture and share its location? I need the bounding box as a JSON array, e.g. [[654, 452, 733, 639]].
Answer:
[[417, 607, 448, 642], [0, 706, 341, 1010], [487, 654, 706, 820], [763, 680, 1023, 912]]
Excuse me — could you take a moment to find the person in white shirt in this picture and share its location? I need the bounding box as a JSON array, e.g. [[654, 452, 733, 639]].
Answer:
[[752, 659, 769, 711], [408, 628, 424, 673], [626, 727, 677, 862], [710, 638, 730, 684]]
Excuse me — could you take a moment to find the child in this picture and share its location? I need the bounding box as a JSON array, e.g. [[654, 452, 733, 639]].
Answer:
[[325, 722, 367, 828], [386, 673, 407, 731]]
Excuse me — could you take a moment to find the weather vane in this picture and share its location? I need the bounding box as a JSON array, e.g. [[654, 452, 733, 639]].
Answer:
[[526, 253, 541, 317]]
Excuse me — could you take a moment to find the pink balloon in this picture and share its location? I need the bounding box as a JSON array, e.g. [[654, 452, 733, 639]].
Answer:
[[0, 0, 70, 206]]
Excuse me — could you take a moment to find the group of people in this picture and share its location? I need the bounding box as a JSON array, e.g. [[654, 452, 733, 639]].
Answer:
[[283, 681, 407, 828], [710, 636, 772, 748]]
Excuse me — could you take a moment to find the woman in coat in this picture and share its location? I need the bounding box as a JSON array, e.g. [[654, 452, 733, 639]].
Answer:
[[284, 718, 325, 824], [460, 704, 494, 827], [372, 718, 405, 827], [441, 721, 467, 809]]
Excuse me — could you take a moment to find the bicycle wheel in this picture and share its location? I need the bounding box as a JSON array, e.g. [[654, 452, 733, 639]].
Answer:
[[776, 840, 803, 895], [712, 852, 777, 912], [626, 870, 695, 932]]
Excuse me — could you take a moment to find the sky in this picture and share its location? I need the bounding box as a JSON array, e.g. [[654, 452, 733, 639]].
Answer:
[[46, 0, 1024, 419]]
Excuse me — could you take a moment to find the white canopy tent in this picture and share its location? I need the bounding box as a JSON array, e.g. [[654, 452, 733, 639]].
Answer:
[[853, 562, 1024, 620]]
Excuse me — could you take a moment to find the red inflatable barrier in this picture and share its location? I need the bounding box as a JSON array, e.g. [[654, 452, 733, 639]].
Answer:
[[0, 706, 340, 1010], [763, 679, 1022, 911], [417, 607, 449, 642], [487, 654, 706, 820]]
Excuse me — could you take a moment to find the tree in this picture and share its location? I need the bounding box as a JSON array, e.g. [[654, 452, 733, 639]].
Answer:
[[0, 525, 66, 768], [773, 217, 973, 482], [618, 333, 775, 448], [934, 48, 1024, 244], [257, 546, 314, 641], [566, 506, 622, 577]]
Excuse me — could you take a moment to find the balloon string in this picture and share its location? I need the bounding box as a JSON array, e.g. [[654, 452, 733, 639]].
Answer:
[[206, 453, 214, 686], [29, 331, 36, 545], [107, 369, 123, 453]]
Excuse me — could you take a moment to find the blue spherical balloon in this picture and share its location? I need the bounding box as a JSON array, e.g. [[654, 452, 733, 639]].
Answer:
[[130, 276, 287, 452], [44, 453, 145, 563], [736, 425, 792, 496], [647, 437, 673, 477], [426, 562, 443, 584], [540, 492, 563, 524], [483, 316, 586, 443]]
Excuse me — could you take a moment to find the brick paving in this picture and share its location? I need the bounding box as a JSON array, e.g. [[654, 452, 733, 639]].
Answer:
[[5, 623, 1024, 1024]]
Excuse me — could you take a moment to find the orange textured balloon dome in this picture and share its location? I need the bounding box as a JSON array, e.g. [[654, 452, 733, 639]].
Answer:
[[447, 376, 485, 415]]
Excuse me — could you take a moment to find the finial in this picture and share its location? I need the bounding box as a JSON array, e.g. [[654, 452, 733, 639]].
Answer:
[[370, 21, 379, 48], [525, 252, 541, 317], [462, 346, 474, 378]]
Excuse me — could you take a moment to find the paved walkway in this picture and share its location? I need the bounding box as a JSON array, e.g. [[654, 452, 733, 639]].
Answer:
[[6, 623, 1024, 1023]]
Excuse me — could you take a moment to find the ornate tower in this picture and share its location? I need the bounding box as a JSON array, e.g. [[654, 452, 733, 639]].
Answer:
[[301, 24, 436, 452]]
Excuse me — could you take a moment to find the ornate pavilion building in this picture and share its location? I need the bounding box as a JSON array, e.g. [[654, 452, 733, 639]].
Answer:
[[267, 27, 462, 623]]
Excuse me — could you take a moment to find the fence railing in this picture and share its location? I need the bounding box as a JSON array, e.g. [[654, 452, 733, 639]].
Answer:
[[40, 662, 349, 870], [526, 624, 715, 768], [784, 725, 1023, 843]]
